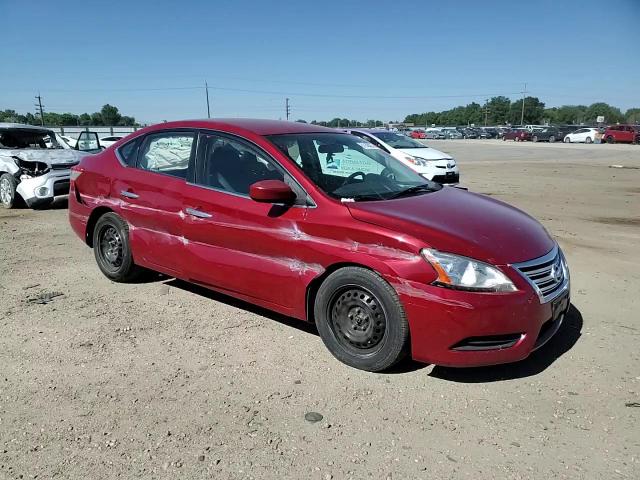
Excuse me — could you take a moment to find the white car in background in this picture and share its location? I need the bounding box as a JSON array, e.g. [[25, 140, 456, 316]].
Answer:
[[99, 136, 124, 148], [563, 128, 599, 144], [341, 128, 460, 184]]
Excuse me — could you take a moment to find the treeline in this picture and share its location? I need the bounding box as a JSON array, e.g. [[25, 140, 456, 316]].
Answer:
[[307, 119, 385, 128], [0, 104, 138, 127], [405, 97, 640, 126]]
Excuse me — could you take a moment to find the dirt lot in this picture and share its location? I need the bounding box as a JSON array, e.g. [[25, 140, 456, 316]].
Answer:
[[1, 140, 639, 479]]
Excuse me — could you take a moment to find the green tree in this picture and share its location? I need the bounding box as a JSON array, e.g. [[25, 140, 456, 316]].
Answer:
[[90, 112, 103, 125], [585, 102, 624, 124], [486, 96, 511, 125], [60, 113, 79, 125], [77, 113, 91, 126], [625, 108, 640, 124], [100, 104, 121, 125], [508, 97, 545, 124]]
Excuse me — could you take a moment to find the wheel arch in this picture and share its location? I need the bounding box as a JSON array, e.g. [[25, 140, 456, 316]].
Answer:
[[305, 262, 381, 324], [85, 206, 114, 247]]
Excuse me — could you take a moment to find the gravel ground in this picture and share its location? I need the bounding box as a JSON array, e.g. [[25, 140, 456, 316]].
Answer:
[[1, 139, 639, 479]]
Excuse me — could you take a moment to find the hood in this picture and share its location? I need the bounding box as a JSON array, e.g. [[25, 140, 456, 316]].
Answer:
[[3, 148, 90, 166], [397, 147, 452, 161], [346, 187, 554, 265]]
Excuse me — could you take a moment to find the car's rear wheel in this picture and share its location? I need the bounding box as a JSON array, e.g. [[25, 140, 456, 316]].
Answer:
[[532, 135, 538, 142], [314, 267, 409, 372], [502, 136, 506, 141], [549, 136, 556, 143], [0, 174, 22, 209], [564, 136, 571, 143], [93, 212, 143, 282], [514, 136, 519, 142], [585, 137, 593, 144]]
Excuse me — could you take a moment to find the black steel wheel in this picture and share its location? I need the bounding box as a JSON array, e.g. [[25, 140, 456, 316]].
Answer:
[[93, 212, 143, 282], [314, 267, 409, 372], [329, 286, 387, 354]]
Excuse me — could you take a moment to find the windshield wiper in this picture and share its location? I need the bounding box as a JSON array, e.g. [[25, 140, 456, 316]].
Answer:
[[389, 184, 437, 199]]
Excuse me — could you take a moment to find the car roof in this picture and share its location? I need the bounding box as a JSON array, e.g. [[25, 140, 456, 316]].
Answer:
[[141, 118, 338, 136], [0, 122, 53, 132]]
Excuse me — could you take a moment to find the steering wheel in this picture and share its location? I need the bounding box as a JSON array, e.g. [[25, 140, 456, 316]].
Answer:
[[380, 167, 396, 180], [341, 171, 366, 186]]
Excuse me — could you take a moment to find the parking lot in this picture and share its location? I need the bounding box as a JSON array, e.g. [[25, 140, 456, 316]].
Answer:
[[1, 139, 638, 479]]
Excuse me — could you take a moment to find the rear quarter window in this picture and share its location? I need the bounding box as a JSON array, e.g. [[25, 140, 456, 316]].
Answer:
[[116, 138, 140, 166]]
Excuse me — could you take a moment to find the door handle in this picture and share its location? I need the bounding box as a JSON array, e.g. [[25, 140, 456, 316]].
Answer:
[[185, 207, 212, 219], [120, 190, 139, 199]]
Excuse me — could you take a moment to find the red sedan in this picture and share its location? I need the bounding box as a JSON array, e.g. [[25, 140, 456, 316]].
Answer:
[[503, 128, 532, 142], [69, 119, 570, 371], [409, 129, 427, 139]]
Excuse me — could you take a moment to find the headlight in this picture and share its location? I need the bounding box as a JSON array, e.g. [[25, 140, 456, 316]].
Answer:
[[409, 156, 429, 166], [421, 249, 517, 292]]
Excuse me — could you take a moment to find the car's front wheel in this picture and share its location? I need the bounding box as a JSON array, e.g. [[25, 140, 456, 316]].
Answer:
[[606, 136, 614, 144], [314, 267, 409, 372], [0, 173, 22, 209], [549, 136, 556, 143], [585, 137, 593, 144], [532, 135, 538, 142], [564, 136, 571, 143], [93, 212, 143, 282]]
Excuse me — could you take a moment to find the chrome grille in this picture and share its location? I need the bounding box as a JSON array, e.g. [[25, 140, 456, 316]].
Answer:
[[512, 245, 569, 303]]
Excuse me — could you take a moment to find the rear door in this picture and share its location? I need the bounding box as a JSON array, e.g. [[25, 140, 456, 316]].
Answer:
[[111, 130, 196, 276], [181, 130, 312, 312]]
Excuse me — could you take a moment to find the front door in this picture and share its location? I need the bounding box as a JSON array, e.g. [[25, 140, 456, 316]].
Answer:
[[182, 131, 312, 313]]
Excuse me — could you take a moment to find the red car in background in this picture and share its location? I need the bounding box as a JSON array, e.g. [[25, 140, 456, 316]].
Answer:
[[503, 128, 532, 142], [69, 119, 570, 372], [602, 125, 640, 144], [409, 129, 427, 139]]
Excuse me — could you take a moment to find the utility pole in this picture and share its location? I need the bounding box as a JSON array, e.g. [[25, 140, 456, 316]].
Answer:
[[484, 99, 490, 126], [34, 93, 44, 126], [285, 98, 291, 121], [520, 83, 527, 126], [205, 81, 211, 118]]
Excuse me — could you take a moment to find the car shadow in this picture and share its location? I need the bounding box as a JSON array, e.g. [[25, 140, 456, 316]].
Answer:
[[165, 278, 429, 373], [428, 304, 583, 383], [164, 278, 319, 336]]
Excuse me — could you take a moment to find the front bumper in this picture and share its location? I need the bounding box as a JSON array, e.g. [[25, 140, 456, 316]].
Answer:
[[16, 170, 71, 207], [389, 271, 570, 367]]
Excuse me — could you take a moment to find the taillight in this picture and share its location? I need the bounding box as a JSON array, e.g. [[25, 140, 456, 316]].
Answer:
[[70, 168, 83, 181]]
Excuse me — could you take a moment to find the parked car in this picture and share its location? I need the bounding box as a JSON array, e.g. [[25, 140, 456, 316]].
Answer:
[[443, 129, 463, 139], [70, 119, 570, 372], [409, 129, 426, 139], [602, 125, 640, 144], [531, 127, 563, 143], [0, 123, 92, 208], [479, 128, 498, 139], [424, 129, 446, 140], [563, 128, 599, 144], [341, 128, 460, 184], [460, 128, 478, 139], [502, 128, 532, 141], [99, 136, 124, 148]]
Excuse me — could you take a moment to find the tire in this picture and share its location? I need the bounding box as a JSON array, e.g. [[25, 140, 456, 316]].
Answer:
[[606, 136, 614, 144], [314, 267, 409, 372], [93, 212, 143, 282], [564, 136, 571, 143], [0, 173, 22, 209], [549, 136, 556, 143], [532, 135, 538, 142], [585, 137, 593, 144], [502, 136, 506, 141], [514, 136, 519, 142]]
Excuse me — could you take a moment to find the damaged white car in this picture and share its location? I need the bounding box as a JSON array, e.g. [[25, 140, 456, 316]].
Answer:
[[0, 123, 91, 209]]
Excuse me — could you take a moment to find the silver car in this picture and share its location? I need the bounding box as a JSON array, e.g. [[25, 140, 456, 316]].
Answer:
[[0, 123, 91, 209]]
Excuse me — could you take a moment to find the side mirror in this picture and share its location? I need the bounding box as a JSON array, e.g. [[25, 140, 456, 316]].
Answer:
[[249, 180, 296, 204], [76, 131, 102, 153]]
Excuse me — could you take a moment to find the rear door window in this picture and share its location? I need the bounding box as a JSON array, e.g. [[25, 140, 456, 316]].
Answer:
[[138, 131, 196, 179]]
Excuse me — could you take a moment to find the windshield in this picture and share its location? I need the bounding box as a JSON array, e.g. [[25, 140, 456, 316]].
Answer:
[[369, 131, 427, 149], [267, 132, 441, 201], [0, 128, 62, 149]]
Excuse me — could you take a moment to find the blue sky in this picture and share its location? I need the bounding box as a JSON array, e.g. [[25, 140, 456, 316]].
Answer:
[[1, 0, 638, 124]]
